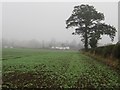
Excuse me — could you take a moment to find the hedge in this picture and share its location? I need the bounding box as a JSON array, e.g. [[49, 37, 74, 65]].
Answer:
[[88, 43, 120, 60]]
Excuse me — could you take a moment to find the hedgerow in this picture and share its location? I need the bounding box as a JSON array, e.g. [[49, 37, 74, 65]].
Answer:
[[88, 43, 120, 60]]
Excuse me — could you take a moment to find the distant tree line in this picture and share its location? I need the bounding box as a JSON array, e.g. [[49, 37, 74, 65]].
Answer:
[[2, 38, 84, 50]]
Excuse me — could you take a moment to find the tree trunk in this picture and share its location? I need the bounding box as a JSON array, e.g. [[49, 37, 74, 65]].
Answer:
[[84, 25, 88, 51]]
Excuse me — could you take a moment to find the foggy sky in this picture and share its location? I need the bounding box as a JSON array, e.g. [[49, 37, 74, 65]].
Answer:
[[2, 2, 118, 45]]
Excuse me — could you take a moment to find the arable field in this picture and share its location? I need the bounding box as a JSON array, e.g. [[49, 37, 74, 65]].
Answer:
[[2, 48, 120, 89]]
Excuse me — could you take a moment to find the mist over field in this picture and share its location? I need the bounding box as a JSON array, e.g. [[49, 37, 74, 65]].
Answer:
[[2, 38, 84, 50]]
